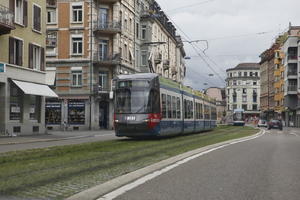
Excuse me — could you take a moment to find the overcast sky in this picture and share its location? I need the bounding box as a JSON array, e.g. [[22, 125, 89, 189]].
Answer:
[[156, 0, 300, 91]]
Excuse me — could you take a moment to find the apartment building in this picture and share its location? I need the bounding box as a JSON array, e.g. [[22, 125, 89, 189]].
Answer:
[[259, 44, 278, 120], [0, 0, 57, 136], [226, 63, 260, 119], [45, 0, 187, 131], [282, 25, 300, 127], [140, 0, 186, 83]]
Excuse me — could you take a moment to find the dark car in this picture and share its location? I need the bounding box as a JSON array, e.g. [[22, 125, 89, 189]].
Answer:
[[267, 120, 283, 130]]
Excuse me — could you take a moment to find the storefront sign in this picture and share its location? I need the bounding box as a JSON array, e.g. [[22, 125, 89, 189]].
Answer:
[[0, 63, 5, 73], [46, 102, 61, 108], [68, 101, 85, 108]]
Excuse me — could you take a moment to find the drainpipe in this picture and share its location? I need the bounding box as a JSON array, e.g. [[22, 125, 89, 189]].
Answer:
[[89, 0, 93, 130]]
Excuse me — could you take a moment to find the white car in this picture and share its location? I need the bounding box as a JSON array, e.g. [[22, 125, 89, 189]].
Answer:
[[257, 119, 268, 127]]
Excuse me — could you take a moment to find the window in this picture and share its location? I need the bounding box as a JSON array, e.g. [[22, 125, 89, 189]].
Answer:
[[124, 18, 128, 30], [244, 72, 247, 76], [72, 4, 83, 23], [29, 96, 41, 121], [233, 104, 237, 110], [15, 0, 27, 25], [161, 94, 167, 118], [32, 45, 41, 70], [136, 23, 139, 38], [253, 81, 257, 85], [253, 104, 257, 111], [72, 36, 83, 55], [242, 95, 247, 102], [243, 88, 247, 94], [72, 70, 82, 86], [172, 96, 176, 118], [176, 97, 181, 119], [99, 40, 108, 60], [233, 80, 237, 85], [242, 104, 247, 111], [33, 4, 41, 31], [10, 83, 22, 121], [47, 8, 57, 24], [233, 95, 237, 103], [141, 51, 147, 66], [141, 25, 146, 39], [250, 72, 253, 76], [238, 72, 242, 77], [167, 95, 171, 118], [255, 72, 258, 77], [9, 37, 23, 66], [99, 71, 108, 91], [253, 95, 257, 103]]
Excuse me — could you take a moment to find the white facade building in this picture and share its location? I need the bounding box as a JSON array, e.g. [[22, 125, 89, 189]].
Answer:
[[226, 63, 261, 119]]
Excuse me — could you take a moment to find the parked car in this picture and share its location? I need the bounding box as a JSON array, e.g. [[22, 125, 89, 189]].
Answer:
[[257, 119, 267, 127], [267, 120, 283, 130]]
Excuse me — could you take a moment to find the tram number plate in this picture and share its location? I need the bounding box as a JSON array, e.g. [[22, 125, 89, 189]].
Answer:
[[126, 116, 136, 121]]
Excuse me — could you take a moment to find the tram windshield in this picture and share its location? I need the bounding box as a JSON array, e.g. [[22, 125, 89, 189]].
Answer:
[[233, 111, 244, 121], [115, 88, 160, 114]]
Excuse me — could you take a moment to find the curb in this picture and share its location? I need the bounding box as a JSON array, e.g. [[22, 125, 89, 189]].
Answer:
[[67, 129, 264, 200]]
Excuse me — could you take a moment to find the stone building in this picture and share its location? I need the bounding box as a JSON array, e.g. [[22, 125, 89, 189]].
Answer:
[[45, 0, 187, 131], [226, 63, 260, 119], [0, 0, 57, 136]]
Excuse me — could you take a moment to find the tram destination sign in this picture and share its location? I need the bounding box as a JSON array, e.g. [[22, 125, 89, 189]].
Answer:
[[0, 63, 5, 73]]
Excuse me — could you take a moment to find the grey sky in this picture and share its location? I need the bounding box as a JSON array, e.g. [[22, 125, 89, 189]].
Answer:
[[156, 0, 300, 91]]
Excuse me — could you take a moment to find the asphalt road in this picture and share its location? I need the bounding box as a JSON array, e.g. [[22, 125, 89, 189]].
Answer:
[[114, 128, 300, 200]]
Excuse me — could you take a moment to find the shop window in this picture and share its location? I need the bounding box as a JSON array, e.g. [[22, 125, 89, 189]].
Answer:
[[29, 96, 41, 121], [45, 100, 61, 125], [10, 83, 22, 121], [68, 100, 85, 125]]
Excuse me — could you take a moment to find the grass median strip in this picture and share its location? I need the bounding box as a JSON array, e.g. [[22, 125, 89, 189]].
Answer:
[[0, 126, 257, 199]]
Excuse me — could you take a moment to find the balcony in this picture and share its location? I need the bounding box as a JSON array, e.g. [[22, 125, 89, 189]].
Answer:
[[0, 4, 15, 35], [287, 70, 297, 76], [47, 0, 57, 8], [97, 0, 119, 3], [287, 85, 297, 92], [274, 69, 281, 76], [288, 55, 298, 60], [93, 53, 121, 66], [274, 58, 281, 65], [94, 21, 121, 34], [93, 84, 110, 95]]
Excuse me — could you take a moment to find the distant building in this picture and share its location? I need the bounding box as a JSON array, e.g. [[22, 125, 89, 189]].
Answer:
[[226, 63, 260, 120], [205, 87, 226, 123], [0, 0, 57, 136]]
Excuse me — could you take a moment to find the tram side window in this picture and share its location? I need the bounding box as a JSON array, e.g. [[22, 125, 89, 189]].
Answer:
[[177, 97, 181, 119], [167, 95, 172, 118], [211, 107, 217, 120], [191, 101, 194, 119], [172, 96, 176, 119], [150, 89, 160, 113], [195, 103, 199, 119], [161, 94, 167, 118], [184, 99, 187, 119], [200, 103, 203, 119]]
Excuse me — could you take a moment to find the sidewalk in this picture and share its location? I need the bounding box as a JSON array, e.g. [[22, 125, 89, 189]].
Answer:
[[0, 130, 114, 145]]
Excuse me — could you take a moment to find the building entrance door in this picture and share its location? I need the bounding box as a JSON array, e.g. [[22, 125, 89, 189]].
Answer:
[[99, 101, 109, 129]]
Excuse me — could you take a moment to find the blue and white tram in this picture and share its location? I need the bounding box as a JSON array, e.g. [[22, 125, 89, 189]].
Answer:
[[233, 109, 245, 126], [114, 73, 217, 137]]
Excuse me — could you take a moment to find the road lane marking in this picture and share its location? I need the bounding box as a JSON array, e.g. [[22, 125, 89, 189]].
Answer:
[[97, 130, 265, 200], [289, 132, 298, 137]]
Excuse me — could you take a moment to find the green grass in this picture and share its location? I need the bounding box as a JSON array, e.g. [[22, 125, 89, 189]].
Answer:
[[0, 126, 257, 199]]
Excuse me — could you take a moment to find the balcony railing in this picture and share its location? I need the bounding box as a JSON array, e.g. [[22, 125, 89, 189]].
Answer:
[[47, 0, 57, 7], [287, 85, 297, 91], [93, 53, 121, 65], [94, 21, 121, 34], [288, 55, 297, 60], [0, 4, 15, 35], [287, 70, 297, 76], [93, 84, 110, 94]]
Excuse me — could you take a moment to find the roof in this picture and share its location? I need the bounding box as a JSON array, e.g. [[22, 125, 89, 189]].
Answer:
[[226, 63, 260, 72]]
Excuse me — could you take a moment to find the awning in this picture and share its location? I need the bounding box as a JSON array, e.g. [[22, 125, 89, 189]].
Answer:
[[12, 80, 58, 98], [45, 70, 56, 86]]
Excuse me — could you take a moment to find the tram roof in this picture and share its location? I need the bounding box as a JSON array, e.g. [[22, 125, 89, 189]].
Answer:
[[117, 73, 158, 80]]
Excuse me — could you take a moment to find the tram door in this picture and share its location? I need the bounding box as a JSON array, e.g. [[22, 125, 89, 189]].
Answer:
[[99, 101, 109, 129]]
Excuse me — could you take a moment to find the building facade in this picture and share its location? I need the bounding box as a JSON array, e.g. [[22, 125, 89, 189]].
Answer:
[[45, 0, 187, 131], [0, 0, 57, 136], [226, 63, 260, 119], [205, 87, 226, 123]]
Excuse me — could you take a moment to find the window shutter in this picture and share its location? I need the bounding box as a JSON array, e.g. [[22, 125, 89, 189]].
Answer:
[[9, 0, 15, 20], [37, 6, 41, 31], [40, 47, 45, 71], [23, 0, 28, 27], [19, 40, 23, 66], [9, 37, 15, 64], [28, 43, 33, 69]]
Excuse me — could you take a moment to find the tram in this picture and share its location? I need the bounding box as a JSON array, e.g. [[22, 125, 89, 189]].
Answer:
[[114, 73, 217, 137], [233, 109, 245, 126]]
